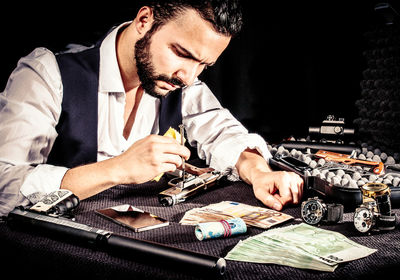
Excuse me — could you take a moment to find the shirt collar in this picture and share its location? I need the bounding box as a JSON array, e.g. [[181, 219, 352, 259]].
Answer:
[[98, 22, 131, 94]]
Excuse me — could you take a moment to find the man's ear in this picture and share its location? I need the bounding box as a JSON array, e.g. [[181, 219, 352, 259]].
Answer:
[[135, 6, 154, 35]]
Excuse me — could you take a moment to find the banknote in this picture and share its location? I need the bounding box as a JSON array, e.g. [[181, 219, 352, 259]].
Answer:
[[225, 223, 377, 272], [263, 223, 377, 263], [180, 201, 293, 229], [195, 218, 247, 241], [227, 239, 338, 272]]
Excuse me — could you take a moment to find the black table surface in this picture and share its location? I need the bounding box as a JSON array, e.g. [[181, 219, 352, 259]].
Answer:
[[1, 178, 400, 279]]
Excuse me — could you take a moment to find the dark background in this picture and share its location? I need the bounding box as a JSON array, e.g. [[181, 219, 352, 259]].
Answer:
[[1, 1, 398, 144]]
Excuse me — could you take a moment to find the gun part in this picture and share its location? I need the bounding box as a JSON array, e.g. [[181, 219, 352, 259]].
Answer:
[[7, 208, 227, 276], [315, 150, 384, 175], [308, 115, 354, 143], [159, 166, 222, 206]]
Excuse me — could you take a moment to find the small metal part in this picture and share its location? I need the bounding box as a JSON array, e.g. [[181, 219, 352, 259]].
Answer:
[[30, 190, 74, 213], [28, 190, 79, 218], [308, 115, 354, 144], [159, 168, 222, 206]]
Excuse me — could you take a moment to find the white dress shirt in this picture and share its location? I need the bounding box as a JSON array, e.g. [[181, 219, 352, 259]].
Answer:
[[0, 22, 271, 215]]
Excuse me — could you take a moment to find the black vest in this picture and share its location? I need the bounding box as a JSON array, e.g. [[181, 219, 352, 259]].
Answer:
[[47, 44, 182, 168]]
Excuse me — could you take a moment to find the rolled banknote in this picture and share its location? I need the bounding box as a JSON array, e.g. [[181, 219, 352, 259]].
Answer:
[[195, 218, 247, 241]]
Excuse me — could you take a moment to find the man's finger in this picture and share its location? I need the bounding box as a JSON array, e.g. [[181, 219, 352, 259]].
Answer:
[[276, 178, 294, 205], [278, 172, 304, 205], [158, 142, 191, 160], [291, 174, 304, 203], [288, 183, 299, 204], [160, 153, 184, 167], [260, 192, 283, 211]]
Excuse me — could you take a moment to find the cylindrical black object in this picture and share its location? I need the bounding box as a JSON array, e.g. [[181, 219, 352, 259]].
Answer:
[[7, 208, 226, 276], [106, 234, 226, 274], [376, 194, 392, 216]]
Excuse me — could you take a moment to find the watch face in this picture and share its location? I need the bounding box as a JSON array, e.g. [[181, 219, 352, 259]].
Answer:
[[301, 199, 324, 225], [354, 207, 374, 233]]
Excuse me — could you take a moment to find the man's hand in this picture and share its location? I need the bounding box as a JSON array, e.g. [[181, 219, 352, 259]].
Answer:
[[235, 148, 304, 211], [61, 134, 190, 200], [112, 134, 191, 184], [250, 170, 303, 211]]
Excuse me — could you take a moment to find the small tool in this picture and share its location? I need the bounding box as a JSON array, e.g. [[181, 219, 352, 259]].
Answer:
[[179, 124, 186, 184]]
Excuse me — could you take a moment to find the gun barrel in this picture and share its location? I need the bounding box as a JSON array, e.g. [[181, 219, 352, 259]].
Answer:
[[7, 208, 226, 276]]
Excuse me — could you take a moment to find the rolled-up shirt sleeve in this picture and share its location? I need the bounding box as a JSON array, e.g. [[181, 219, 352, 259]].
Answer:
[[182, 81, 271, 180], [0, 47, 68, 216]]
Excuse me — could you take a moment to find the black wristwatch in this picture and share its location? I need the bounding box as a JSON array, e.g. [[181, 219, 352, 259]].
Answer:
[[301, 197, 344, 225]]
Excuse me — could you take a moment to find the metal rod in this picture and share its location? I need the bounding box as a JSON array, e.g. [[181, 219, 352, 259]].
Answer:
[[179, 124, 186, 184]]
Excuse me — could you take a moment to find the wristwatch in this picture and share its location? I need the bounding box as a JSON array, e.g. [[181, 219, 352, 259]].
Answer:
[[353, 183, 397, 233], [361, 183, 392, 216], [301, 197, 343, 225], [353, 201, 377, 233]]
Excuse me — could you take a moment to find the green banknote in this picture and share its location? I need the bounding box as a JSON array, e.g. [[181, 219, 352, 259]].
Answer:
[[227, 238, 338, 272], [226, 223, 377, 272]]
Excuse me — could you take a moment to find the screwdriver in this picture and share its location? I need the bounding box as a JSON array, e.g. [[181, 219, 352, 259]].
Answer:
[[179, 124, 186, 184]]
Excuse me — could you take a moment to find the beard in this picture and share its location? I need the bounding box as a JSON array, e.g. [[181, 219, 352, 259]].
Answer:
[[134, 31, 186, 98]]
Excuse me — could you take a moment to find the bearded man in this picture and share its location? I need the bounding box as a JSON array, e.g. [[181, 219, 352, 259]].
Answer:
[[0, 0, 303, 216]]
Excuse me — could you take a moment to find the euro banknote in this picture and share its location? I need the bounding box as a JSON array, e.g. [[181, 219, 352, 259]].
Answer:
[[226, 223, 377, 272]]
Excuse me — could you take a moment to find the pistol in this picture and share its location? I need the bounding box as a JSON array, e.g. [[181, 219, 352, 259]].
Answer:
[[158, 163, 223, 206], [315, 150, 384, 175]]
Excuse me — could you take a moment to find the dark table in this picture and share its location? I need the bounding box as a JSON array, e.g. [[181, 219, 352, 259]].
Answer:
[[1, 178, 399, 279]]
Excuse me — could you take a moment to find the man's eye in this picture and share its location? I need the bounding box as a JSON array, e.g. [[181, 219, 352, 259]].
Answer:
[[178, 52, 190, 59], [173, 48, 188, 58]]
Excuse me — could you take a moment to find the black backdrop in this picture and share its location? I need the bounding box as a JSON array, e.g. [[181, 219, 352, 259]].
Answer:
[[1, 1, 398, 144]]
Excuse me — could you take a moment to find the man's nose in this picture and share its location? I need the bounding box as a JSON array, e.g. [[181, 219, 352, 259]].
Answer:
[[175, 63, 202, 86]]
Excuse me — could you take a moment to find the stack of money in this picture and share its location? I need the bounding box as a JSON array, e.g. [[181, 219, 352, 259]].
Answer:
[[226, 223, 377, 272], [180, 201, 293, 229]]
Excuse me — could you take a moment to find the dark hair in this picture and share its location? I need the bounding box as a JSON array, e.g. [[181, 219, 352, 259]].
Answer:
[[144, 0, 243, 37]]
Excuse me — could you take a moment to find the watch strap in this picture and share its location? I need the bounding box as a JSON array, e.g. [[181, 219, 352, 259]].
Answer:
[[325, 203, 344, 223], [376, 214, 396, 231]]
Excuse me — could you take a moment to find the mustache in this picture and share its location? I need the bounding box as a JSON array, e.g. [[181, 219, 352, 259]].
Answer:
[[156, 75, 187, 88]]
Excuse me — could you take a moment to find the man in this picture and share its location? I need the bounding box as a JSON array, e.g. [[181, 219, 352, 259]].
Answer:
[[0, 0, 303, 216]]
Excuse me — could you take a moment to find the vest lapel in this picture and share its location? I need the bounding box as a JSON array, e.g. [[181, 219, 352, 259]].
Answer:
[[47, 44, 183, 168], [47, 46, 100, 168], [159, 89, 182, 135]]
